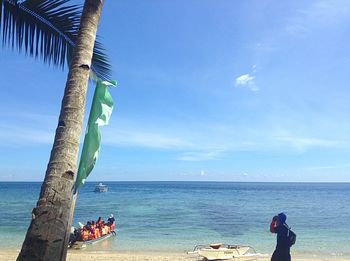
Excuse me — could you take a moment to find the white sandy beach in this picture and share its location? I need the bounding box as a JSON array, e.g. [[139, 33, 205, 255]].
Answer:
[[1, 251, 349, 261]]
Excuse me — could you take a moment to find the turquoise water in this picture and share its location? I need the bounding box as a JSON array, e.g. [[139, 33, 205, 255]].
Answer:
[[0, 182, 349, 257]]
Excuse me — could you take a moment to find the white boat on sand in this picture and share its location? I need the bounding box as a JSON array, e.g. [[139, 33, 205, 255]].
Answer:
[[187, 243, 264, 260]]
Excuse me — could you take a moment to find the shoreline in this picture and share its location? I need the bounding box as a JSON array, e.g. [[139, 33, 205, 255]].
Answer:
[[2, 250, 350, 261]]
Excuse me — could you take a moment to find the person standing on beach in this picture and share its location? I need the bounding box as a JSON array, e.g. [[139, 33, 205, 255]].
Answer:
[[270, 212, 291, 261]]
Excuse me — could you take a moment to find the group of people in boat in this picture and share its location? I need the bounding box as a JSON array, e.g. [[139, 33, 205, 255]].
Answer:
[[70, 214, 115, 244]]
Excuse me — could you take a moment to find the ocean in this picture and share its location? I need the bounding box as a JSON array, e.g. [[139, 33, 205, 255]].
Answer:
[[0, 182, 349, 258]]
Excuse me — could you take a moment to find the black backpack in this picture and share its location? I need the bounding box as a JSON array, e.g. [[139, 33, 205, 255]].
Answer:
[[284, 224, 296, 246]]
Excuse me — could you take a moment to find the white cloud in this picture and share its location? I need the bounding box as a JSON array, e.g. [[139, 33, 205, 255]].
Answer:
[[235, 65, 259, 92], [252, 64, 257, 72], [235, 74, 254, 85]]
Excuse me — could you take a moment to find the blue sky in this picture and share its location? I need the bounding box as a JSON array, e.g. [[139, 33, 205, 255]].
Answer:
[[1, 0, 349, 182]]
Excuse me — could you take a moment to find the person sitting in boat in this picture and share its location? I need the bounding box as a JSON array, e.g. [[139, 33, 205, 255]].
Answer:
[[106, 221, 113, 232], [95, 225, 101, 238], [84, 222, 92, 240], [89, 221, 96, 239], [104, 223, 110, 234], [81, 227, 90, 241], [101, 221, 107, 236], [96, 217, 103, 227]]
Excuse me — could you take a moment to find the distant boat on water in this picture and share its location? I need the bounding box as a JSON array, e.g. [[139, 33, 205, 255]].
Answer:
[[94, 183, 108, 192]]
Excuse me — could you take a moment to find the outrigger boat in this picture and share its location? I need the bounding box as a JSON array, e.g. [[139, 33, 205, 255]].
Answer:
[[69, 230, 116, 249], [187, 243, 264, 260]]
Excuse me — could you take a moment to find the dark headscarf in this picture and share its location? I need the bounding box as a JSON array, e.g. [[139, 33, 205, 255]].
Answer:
[[278, 212, 287, 224]]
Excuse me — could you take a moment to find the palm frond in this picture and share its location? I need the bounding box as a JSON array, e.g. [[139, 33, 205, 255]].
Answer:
[[0, 0, 112, 81], [91, 39, 112, 82]]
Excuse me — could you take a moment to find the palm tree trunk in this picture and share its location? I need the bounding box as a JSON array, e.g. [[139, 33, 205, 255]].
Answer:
[[17, 1, 104, 260]]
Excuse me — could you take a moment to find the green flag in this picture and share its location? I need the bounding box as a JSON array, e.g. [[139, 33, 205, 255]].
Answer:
[[74, 80, 116, 193]]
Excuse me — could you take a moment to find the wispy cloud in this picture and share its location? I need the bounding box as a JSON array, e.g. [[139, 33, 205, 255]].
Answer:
[[275, 135, 338, 152], [0, 112, 56, 146], [178, 170, 208, 178], [303, 164, 350, 171], [235, 65, 259, 92], [0, 125, 54, 145], [0, 111, 347, 158], [177, 150, 224, 161], [103, 128, 190, 149], [285, 0, 350, 35]]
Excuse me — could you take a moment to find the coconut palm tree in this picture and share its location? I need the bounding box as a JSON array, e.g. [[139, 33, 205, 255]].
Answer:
[[1, 0, 109, 260]]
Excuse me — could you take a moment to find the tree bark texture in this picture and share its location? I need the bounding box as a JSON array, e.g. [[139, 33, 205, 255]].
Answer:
[[17, 1, 104, 260]]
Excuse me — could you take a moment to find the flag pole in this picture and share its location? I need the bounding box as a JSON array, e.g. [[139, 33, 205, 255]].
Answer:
[[62, 80, 116, 256]]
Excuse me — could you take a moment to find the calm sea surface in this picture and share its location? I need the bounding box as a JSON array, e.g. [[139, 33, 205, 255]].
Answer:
[[0, 182, 349, 257]]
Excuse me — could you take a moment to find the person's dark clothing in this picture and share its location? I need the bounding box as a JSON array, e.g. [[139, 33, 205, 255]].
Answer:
[[271, 224, 291, 261], [69, 228, 81, 245], [108, 217, 115, 224]]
